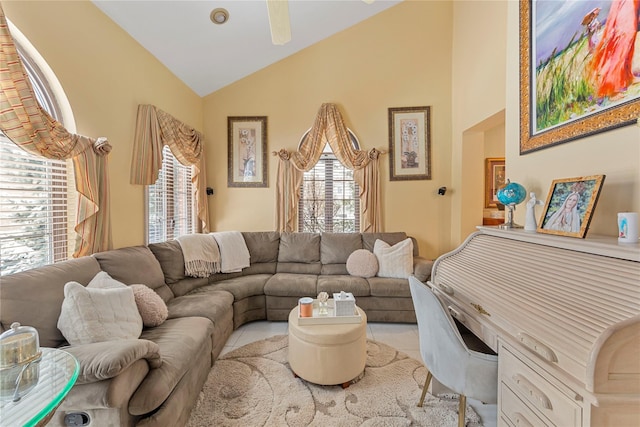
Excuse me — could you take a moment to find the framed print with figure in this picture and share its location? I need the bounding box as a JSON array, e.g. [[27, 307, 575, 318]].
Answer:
[[227, 116, 267, 187], [388, 106, 431, 181], [520, 1, 640, 154], [538, 174, 605, 238], [485, 158, 506, 208]]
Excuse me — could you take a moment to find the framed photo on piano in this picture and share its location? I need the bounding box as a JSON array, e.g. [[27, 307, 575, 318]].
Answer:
[[538, 175, 605, 238]]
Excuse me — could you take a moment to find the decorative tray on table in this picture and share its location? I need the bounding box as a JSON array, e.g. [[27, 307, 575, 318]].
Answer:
[[297, 299, 362, 325]]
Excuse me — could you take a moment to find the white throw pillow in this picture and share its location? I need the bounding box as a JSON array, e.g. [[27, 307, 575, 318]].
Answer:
[[57, 272, 143, 345], [373, 238, 414, 279], [346, 249, 379, 278]]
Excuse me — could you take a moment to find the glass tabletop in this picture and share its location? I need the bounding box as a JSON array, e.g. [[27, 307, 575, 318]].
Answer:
[[0, 348, 79, 427]]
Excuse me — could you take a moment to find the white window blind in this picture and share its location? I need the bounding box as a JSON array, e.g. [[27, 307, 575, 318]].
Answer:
[[147, 145, 195, 243], [0, 134, 69, 275], [0, 42, 71, 276], [298, 145, 360, 233]]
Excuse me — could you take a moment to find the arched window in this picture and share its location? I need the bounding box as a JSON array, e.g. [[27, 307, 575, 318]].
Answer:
[[297, 130, 360, 233], [0, 37, 74, 275]]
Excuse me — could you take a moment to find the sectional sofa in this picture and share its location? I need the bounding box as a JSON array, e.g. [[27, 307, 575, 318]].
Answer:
[[0, 231, 433, 427]]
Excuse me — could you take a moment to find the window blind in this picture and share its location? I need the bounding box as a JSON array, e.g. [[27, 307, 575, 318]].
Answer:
[[298, 152, 360, 233], [0, 133, 69, 275], [147, 145, 195, 243]]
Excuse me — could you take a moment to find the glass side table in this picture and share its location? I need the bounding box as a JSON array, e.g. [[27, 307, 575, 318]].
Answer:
[[0, 348, 79, 427]]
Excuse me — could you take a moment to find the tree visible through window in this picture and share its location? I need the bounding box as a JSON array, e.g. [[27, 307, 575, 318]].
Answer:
[[0, 43, 71, 276], [146, 145, 195, 243], [298, 134, 360, 233]]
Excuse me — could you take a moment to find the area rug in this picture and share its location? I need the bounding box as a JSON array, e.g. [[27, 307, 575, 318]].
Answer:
[[187, 334, 482, 427]]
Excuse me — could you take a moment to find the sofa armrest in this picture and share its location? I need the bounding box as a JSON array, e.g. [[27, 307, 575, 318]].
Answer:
[[62, 339, 162, 384], [413, 256, 434, 282]]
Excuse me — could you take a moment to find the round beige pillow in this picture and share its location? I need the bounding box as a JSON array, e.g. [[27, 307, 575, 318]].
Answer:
[[130, 284, 169, 327], [346, 249, 379, 278]]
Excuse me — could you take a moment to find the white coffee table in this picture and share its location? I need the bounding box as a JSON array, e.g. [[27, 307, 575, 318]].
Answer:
[[287, 305, 367, 388]]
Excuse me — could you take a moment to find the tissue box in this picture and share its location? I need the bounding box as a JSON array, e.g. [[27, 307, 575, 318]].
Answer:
[[333, 292, 356, 316]]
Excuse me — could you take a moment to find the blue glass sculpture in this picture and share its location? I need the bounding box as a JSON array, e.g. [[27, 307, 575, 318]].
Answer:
[[496, 179, 526, 229]]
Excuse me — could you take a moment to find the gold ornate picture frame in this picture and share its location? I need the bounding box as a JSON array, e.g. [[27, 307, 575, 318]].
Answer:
[[538, 174, 605, 238], [484, 157, 505, 208], [520, 1, 640, 154], [388, 106, 431, 181], [227, 116, 267, 187]]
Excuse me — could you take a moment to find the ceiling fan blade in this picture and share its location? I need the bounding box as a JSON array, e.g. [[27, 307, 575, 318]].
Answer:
[[266, 0, 291, 45]]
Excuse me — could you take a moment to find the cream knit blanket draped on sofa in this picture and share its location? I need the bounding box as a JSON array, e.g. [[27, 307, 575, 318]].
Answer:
[[176, 234, 220, 278], [211, 231, 250, 273]]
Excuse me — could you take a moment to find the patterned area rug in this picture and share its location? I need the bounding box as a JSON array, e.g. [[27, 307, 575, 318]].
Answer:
[[187, 334, 481, 427]]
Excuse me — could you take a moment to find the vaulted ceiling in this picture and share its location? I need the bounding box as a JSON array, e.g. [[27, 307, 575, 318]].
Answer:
[[93, 0, 403, 97]]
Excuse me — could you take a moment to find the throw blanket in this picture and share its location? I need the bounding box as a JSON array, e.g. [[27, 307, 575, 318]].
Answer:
[[176, 234, 220, 278], [211, 231, 250, 273]]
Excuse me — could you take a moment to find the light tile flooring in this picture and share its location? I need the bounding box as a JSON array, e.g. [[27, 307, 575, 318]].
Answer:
[[221, 320, 421, 361]]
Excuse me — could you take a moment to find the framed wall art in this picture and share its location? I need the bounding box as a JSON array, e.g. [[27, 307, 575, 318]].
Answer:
[[388, 106, 431, 181], [227, 116, 267, 187], [538, 174, 605, 238], [484, 157, 506, 208], [520, 1, 640, 154]]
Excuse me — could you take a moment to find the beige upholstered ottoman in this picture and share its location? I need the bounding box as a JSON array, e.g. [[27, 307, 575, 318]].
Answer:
[[287, 306, 367, 387]]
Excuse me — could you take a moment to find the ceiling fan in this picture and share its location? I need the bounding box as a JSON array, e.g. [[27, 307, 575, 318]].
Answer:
[[266, 0, 374, 45]]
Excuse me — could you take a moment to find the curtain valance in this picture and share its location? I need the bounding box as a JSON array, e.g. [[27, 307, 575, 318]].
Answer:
[[0, 4, 112, 257], [274, 103, 383, 232], [130, 104, 209, 233]]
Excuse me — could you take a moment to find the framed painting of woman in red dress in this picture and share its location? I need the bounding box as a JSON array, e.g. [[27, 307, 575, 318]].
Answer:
[[520, 0, 640, 154]]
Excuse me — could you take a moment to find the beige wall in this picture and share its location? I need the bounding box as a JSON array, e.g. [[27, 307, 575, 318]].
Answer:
[[203, 1, 454, 258], [451, 0, 507, 247], [3, 1, 203, 249], [6, 0, 636, 258], [504, 1, 640, 236]]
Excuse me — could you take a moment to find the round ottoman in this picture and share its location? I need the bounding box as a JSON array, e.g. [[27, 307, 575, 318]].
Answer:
[[287, 306, 367, 387]]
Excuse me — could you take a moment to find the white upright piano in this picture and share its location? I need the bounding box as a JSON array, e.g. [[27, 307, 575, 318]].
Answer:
[[428, 227, 640, 427]]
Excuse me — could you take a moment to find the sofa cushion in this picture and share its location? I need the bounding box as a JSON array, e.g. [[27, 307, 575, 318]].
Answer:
[[243, 231, 280, 263], [346, 249, 379, 278], [0, 256, 101, 348], [362, 232, 409, 253], [57, 272, 143, 345], [93, 246, 174, 302], [317, 275, 370, 297], [278, 232, 320, 263], [129, 316, 213, 415], [204, 274, 271, 301], [368, 277, 412, 297], [374, 238, 414, 279], [130, 285, 169, 327], [166, 289, 234, 326], [264, 273, 318, 297], [320, 233, 362, 264], [148, 240, 185, 284]]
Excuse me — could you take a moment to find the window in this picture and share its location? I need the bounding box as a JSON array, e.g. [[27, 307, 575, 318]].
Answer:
[[298, 131, 360, 233], [146, 145, 195, 243], [0, 41, 72, 276]]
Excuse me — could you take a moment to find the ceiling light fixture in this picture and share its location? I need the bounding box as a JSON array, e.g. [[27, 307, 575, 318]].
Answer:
[[210, 8, 229, 25]]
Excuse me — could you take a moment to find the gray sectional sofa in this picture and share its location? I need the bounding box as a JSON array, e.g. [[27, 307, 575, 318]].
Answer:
[[0, 231, 432, 427]]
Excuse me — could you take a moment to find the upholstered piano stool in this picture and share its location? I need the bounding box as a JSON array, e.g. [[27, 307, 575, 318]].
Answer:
[[287, 306, 367, 388]]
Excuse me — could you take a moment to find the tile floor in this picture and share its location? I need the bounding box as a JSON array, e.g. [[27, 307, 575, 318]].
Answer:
[[220, 320, 421, 361]]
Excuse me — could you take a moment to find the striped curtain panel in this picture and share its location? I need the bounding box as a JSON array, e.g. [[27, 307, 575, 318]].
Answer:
[[0, 4, 112, 257], [274, 103, 384, 232], [130, 104, 209, 233]]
